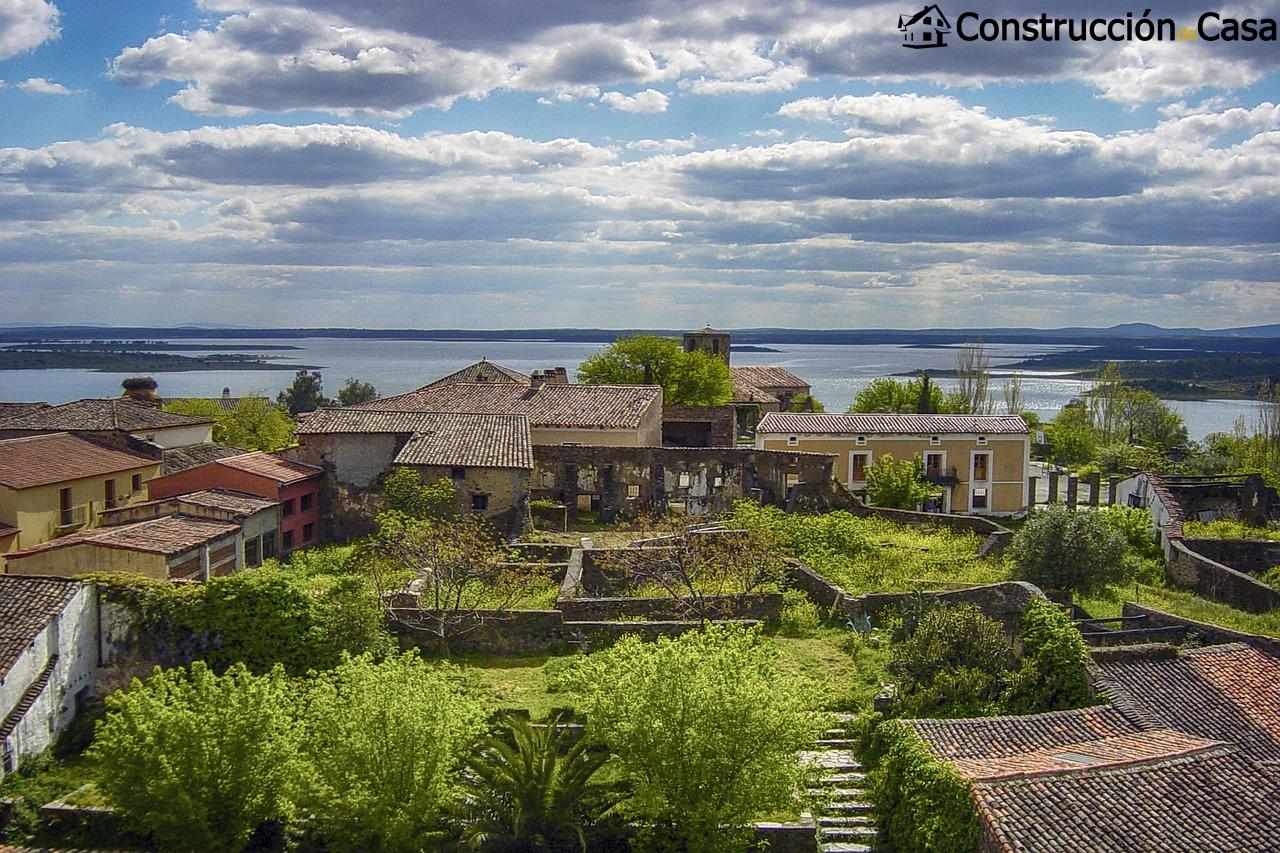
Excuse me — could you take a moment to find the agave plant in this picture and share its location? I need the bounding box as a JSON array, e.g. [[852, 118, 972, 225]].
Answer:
[[453, 714, 626, 852]]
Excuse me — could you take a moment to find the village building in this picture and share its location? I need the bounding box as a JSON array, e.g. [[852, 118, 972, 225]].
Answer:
[[680, 326, 815, 435], [426, 359, 534, 386], [730, 365, 812, 411], [0, 397, 214, 449], [101, 489, 280, 567], [159, 441, 246, 476], [755, 412, 1030, 515], [908, 643, 1280, 851], [0, 576, 98, 776], [0, 433, 160, 571], [294, 409, 533, 530], [146, 452, 322, 553], [355, 377, 663, 447], [4, 514, 245, 580]]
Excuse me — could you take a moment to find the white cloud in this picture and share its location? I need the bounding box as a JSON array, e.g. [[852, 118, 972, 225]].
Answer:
[[599, 88, 669, 113], [15, 76, 72, 94], [0, 0, 58, 60]]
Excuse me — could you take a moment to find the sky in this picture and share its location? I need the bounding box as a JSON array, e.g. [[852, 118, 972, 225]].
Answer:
[[0, 0, 1278, 330]]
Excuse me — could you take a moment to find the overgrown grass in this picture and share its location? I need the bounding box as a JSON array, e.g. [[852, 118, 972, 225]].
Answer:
[[730, 503, 1010, 594], [1079, 583, 1280, 638], [1182, 518, 1280, 541]]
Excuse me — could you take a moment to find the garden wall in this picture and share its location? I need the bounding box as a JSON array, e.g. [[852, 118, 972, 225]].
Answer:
[[1165, 540, 1280, 613], [1183, 538, 1280, 577], [1120, 603, 1280, 656], [556, 592, 783, 622]]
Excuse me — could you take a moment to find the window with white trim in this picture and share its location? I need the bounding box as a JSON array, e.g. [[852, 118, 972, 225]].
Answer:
[[972, 488, 989, 510], [787, 435, 798, 446], [855, 435, 867, 446], [850, 452, 871, 483], [977, 435, 988, 446], [929, 435, 941, 446]]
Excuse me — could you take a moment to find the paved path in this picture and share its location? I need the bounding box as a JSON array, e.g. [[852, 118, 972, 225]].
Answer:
[[806, 714, 881, 853]]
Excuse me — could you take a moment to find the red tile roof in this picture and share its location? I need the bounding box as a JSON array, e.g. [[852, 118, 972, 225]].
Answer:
[[0, 575, 84, 677], [731, 365, 810, 390], [426, 359, 529, 387], [216, 452, 320, 484], [0, 432, 157, 490], [357, 382, 661, 431], [394, 413, 532, 469], [757, 412, 1030, 435], [8, 514, 240, 558], [731, 376, 779, 405], [0, 398, 214, 432], [161, 442, 245, 475], [175, 489, 278, 515]]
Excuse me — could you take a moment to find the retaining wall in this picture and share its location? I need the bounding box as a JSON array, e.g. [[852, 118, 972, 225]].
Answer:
[[1166, 540, 1280, 613], [1121, 602, 1280, 656]]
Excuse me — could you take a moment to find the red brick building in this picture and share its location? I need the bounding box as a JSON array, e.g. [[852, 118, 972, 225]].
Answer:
[[146, 451, 322, 553]]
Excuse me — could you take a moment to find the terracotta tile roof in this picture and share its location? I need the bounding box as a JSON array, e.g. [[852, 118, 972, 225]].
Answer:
[[954, 728, 1223, 782], [161, 442, 245, 475], [0, 398, 214, 432], [8, 514, 240, 558], [0, 522, 18, 537], [357, 382, 661, 431], [731, 365, 809, 390], [296, 408, 447, 434], [757, 412, 1030, 435], [171, 395, 270, 412], [1094, 643, 1280, 762], [731, 376, 779, 405], [216, 452, 320, 484], [173, 489, 278, 516], [0, 432, 156, 490], [392, 413, 532, 469], [0, 402, 49, 418], [426, 359, 529, 387], [908, 705, 1140, 761], [0, 575, 84, 677]]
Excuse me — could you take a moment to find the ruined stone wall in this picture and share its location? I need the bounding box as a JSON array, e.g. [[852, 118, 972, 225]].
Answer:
[[661, 405, 736, 447], [1166, 539, 1280, 613], [1183, 538, 1280, 577], [531, 445, 834, 519]]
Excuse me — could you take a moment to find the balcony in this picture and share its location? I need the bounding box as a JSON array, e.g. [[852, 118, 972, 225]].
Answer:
[[925, 466, 960, 487], [58, 504, 89, 529]]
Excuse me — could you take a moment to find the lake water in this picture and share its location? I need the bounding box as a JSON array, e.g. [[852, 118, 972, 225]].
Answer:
[[0, 337, 1261, 441]]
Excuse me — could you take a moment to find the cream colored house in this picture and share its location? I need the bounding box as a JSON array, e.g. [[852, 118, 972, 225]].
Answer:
[[0, 433, 160, 571], [756, 412, 1030, 515]]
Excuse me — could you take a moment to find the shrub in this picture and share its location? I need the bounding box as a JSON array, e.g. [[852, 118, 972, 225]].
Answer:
[[90, 663, 300, 852], [1099, 505, 1163, 561], [889, 604, 1014, 718], [1004, 599, 1094, 714], [1183, 518, 1280, 542], [778, 588, 823, 636], [568, 625, 821, 852], [865, 453, 939, 510], [867, 720, 979, 853], [197, 569, 337, 674], [296, 653, 492, 853], [382, 468, 456, 520], [1010, 506, 1134, 600]]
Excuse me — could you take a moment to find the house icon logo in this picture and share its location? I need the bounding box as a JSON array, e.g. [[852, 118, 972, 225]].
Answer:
[[899, 4, 951, 48]]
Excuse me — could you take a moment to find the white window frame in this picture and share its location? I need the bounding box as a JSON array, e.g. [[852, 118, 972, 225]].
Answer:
[[855, 435, 867, 446], [929, 435, 941, 446], [787, 435, 798, 446], [924, 450, 947, 479], [970, 450, 992, 483], [976, 435, 988, 446], [969, 450, 993, 514], [849, 450, 872, 485]]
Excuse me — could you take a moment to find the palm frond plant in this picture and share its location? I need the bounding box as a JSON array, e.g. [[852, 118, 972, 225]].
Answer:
[[452, 713, 627, 852]]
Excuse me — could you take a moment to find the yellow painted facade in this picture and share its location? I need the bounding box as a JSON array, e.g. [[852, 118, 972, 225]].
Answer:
[[0, 462, 160, 571], [757, 433, 1029, 515], [5, 541, 168, 579]]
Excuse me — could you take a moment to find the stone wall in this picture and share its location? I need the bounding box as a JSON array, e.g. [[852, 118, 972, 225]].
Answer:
[[556, 592, 783, 622], [1121, 602, 1280, 656], [531, 444, 834, 520], [1165, 539, 1280, 613], [1183, 538, 1280, 577], [661, 405, 736, 447]]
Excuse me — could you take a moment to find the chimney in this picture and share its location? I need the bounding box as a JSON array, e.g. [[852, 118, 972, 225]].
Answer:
[[121, 376, 160, 407], [552, 367, 568, 384], [222, 387, 232, 399], [530, 371, 546, 390]]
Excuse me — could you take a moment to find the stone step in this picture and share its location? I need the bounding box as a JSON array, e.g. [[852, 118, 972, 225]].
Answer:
[[824, 727, 849, 739], [821, 826, 879, 842], [801, 750, 860, 770], [829, 712, 858, 722], [818, 739, 858, 749], [823, 799, 874, 813], [819, 843, 874, 853], [822, 771, 867, 784], [819, 815, 874, 828]]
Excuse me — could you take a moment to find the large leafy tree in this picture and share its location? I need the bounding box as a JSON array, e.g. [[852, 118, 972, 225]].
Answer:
[[567, 625, 820, 852], [849, 376, 966, 414], [337, 377, 379, 406], [278, 369, 329, 414], [864, 453, 940, 510], [576, 335, 732, 406], [90, 662, 301, 852], [165, 396, 294, 451], [1009, 505, 1135, 600], [1049, 403, 1099, 467]]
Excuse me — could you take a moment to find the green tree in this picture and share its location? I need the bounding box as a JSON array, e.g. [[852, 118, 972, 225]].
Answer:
[[1009, 506, 1134, 600], [864, 452, 939, 510], [166, 396, 295, 451], [297, 653, 492, 853], [1003, 599, 1094, 714], [453, 714, 626, 852], [278, 369, 328, 414], [90, 662, 300, 852], [576, 335, 732, 406], [889, 604, 1015, 718], [382, 468, 456, 520], [1089, 362, 1128, 443], [787, 393, 825, 412], [1122, 389, 1188, 452], [567, 625, 820, 852], [1050, 403, 1099, 467], [850, 376, 965, 414], [337, 377, 379, 407]]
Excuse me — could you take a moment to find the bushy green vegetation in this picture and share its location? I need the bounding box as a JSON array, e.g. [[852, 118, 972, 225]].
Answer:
[[1080, 584, 1280, 638], [576, 334, 733, 406], [730, 502, 1009, 593], [165, 395, 296, 451], [864, 452, 939, 510], [1183, 518, 1280, 541], [563, 625, 823, 853], [381, 468, 456, 520], [864, 720, 979, 853], [1010, 506, 1134, 599]]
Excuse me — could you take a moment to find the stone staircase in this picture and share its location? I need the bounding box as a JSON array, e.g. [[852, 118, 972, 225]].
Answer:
[[1074, 614, 1187, 647], [804, 714, 880, 853]]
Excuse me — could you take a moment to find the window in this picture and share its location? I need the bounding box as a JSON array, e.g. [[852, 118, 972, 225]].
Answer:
[[282, 530, 294, 549], [262, 534, 277, 560], [923, 29, 932, 41], [471, 493, 489, 511], [972, 452, 990, 482], [300, 492, 314, 511], [282, 498, 296, 517], [104, 479, 116, 508], [977, 435, 988, 446], [850, 452, 871, 483], [131, 473, 142, 492], [450, 466, 467, 480], [787, 435, 798, 446], [929, 435, 941, 446], [855, 435, 867, 446], [245, 537, 261, 568], [972, 488, 989, 510], [925, 453, 944, 478], [678, 473, 691, 488], [59, 487, 73, 527], [785, 473, 800, 490], [303, 522, 315, 543], [627, 484, 640, 498]]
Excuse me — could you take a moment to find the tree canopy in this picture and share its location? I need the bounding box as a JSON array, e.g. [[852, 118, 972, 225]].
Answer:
[[337, 377, 379, 407], [577, 335, 732, 406], [849, 376, 965, 414], [165, 396, 295, 451], [277, 370, 329, 414]]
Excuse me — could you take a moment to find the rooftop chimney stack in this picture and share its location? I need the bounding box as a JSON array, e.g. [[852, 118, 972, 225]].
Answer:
[[222, 387, 232, 399], [121, 376, 161, 407], [530, 371, 546, 390]]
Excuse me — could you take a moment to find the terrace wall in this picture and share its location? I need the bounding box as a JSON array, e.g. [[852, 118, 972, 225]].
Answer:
[[1120, 602, 1280, 656], [1165, 540, 1280, 613]]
